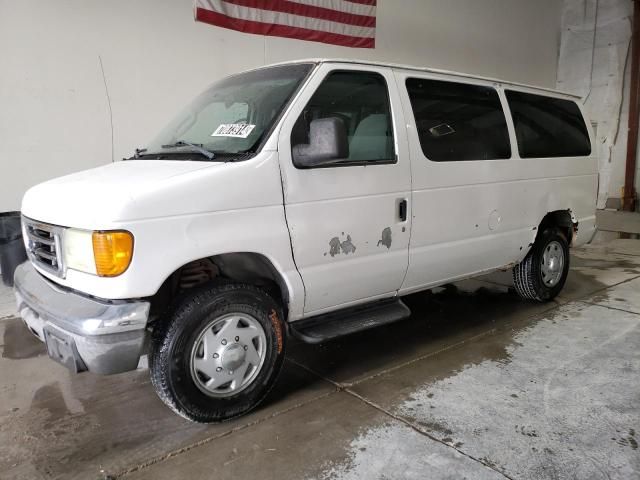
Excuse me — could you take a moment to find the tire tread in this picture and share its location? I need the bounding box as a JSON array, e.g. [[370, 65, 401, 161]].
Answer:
[[149, 282, 285, 423], [512, 227, 569, 303]]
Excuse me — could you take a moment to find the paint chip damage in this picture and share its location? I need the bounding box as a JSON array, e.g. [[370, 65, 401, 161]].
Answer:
[[326, 234, 357, 257], [377, 227, 392, 249]]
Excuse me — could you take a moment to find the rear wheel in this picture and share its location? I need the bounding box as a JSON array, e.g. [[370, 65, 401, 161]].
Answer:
[[150, 283, 286, 423], [513, 227, 569, 302]]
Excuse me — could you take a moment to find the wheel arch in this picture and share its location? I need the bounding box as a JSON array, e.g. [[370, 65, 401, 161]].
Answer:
[[149, 251, 293, 320], [536, 209, 578, 246]]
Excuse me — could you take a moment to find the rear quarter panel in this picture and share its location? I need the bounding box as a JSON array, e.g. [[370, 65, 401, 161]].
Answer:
[[394, 69, 597, 293]]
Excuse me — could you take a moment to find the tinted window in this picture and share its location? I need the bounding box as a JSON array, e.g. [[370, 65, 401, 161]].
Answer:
[[405, 78, 511, 161], [291, 71, 394, 165], [505, 90, 591, 158]]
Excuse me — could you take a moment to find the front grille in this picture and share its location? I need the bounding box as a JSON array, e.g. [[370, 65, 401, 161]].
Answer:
[[23, 217, 64, 277]]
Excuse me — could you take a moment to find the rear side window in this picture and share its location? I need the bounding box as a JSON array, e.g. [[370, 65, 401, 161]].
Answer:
[[405, 78, 511, 161], [505, 91, 591, 158]]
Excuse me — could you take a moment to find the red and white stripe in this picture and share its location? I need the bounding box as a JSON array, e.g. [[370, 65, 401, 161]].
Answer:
[[194, 0, 376, 48]]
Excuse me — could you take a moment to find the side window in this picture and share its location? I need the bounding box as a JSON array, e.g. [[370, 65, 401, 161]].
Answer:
[[505, 91, 591, 158], [405, 78, 511, 162], [291, 71, 395, 166]]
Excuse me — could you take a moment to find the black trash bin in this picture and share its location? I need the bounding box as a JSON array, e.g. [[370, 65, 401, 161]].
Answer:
[[0, 212, 27, 287]]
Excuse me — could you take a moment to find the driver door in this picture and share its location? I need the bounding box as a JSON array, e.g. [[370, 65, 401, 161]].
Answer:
[[277, 64, 411, 315]]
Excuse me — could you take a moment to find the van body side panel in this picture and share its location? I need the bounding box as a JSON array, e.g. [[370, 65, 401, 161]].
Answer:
[[23, 153, 306, 318], [277, 64, 412, 316], [395, 70, 597, 294], [503, 86, 598, 248]]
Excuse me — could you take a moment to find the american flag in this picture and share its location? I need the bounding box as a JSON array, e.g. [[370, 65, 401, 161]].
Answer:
[[194, 0, 376, 48]]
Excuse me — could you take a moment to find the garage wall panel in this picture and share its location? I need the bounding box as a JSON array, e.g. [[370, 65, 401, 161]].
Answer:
[[556, 0, 633, 208]]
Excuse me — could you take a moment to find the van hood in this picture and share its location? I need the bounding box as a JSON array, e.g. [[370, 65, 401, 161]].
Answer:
[[21, 160, 224, 229]]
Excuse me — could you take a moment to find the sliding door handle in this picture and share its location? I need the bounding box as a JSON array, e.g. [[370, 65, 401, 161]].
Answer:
[[398, 199, 408, 222]]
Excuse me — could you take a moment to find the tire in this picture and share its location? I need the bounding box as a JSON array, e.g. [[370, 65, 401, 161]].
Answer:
[[149, 282, 286, 423], [512, 227, 570, 302]]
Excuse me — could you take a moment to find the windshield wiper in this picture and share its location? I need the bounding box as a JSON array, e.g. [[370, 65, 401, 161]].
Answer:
[[132, 148, 147, 158], [161, 141, 215, 160]]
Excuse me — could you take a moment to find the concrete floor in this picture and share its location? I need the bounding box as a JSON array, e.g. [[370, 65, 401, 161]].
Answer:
[[1, 239, 639, 480]]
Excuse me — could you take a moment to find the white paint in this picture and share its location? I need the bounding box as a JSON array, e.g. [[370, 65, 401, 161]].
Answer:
[[21, 152, 307, 318], [22, 161, 222, 225], [396, 72, 597, 295], [0, 0, 562, 212], [20, 60, 596, 324], [277, 63, 412, 314]]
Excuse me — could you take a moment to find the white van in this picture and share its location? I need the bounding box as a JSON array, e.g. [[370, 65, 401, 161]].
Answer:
[[14, 59, 597, 422]]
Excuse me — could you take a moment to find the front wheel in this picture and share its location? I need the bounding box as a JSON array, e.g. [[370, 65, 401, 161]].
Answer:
[[513, 227, 570, 302], [149, 283, 286, 423]]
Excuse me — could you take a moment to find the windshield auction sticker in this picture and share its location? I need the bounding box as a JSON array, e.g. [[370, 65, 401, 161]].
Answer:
[[211, 124, 256, 138]]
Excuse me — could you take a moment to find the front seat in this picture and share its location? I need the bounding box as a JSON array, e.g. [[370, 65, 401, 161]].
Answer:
[[348, 114, 393, 161]]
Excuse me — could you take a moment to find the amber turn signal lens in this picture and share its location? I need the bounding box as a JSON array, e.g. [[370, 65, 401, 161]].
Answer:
[[92, 231, 134, 277]]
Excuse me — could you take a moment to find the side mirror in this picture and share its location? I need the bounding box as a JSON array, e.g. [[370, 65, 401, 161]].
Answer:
[[292, 117, 349, 168]]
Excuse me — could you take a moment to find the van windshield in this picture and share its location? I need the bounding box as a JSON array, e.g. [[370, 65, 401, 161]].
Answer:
[[140, 63, 313, 159]]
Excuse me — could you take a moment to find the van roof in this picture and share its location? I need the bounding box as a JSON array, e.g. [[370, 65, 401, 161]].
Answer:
[[262, 58, 581, 100]]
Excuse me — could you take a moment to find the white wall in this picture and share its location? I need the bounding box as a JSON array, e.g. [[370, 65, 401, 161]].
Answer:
[[0, 0, 562, 212], [556, 0, 634, 209]]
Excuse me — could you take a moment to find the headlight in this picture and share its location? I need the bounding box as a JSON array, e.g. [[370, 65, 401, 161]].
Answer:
[[63, 229, 134, 277], [64, 228, 97, 275]]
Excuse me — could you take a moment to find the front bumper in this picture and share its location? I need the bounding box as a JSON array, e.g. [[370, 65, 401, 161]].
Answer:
[[13, 261, 150, 374]]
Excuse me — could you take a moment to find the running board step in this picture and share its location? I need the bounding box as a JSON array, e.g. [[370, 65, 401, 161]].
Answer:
[[289, 299, 411, 344]]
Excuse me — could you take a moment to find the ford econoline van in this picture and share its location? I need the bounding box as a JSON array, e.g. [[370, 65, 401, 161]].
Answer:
[[14, 59, 597, 422]]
